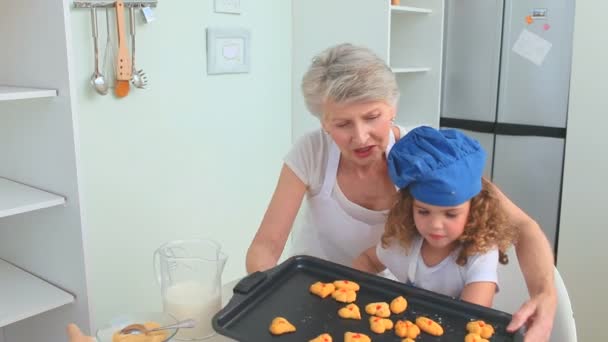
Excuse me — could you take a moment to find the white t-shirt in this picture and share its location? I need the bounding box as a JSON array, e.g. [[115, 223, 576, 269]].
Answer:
[[377, 236, 499, 298], [283, 126, 409, 267]]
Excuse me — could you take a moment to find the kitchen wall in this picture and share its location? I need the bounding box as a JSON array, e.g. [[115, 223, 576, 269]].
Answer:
[[558, 1, 608, 340], [69, 1, 292, 328], [63, 0, 608, 337]]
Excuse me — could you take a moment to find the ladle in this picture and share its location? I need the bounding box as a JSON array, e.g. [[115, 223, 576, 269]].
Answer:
[[90, 7, 108, 95]]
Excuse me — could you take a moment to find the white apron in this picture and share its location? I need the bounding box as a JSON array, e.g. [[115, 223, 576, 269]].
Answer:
[[292, 130, 396, 267], [407, 238, 423, 286]]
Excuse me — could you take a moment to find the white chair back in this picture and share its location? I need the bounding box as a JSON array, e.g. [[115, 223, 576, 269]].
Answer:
[[492, 249, 577, 341]]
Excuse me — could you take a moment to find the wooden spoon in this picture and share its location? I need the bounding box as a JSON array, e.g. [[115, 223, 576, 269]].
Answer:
[[114, 0, 131, 97]]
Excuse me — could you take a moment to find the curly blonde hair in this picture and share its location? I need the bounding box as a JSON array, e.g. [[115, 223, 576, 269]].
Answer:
[[381, 179, 517, 266]]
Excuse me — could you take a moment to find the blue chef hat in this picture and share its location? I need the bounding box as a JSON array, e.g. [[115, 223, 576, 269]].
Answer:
[[387, 126, 486, 206]]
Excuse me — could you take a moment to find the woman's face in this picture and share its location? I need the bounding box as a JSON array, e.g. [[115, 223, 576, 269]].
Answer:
[[412, 199, 470, 250], [322, 99, 395, 167]]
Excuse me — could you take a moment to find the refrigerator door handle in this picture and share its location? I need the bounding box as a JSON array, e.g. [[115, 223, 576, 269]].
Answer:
[[440, 117, 566, 139]]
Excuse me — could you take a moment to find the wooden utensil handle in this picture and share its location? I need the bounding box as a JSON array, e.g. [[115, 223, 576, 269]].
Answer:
[[115, 0, 131, 81]]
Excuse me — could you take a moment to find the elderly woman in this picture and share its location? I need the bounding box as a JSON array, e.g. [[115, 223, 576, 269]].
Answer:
[[246, 43, 556, 341]]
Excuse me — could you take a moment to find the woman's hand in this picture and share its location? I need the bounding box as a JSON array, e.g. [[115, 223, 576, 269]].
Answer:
[[67, 324, 95, 342], [507, 289, 557, 342]]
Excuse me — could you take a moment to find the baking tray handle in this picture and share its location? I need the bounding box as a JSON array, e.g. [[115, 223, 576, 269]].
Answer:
[[216, 257, 294, 325], [212, 270, 272, 335], [233, 271, 268, 295]]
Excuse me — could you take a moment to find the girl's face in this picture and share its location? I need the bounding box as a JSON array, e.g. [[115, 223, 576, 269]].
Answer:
[[321, 99, 395, 167], [412, 199, 470, 250]]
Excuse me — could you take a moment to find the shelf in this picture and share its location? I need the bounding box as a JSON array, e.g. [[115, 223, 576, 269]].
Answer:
[[73, 0, 158, 8], [391, 5, 432, 14], [0, 178, 65, 218], [0, 86, 57, 101], [0, 259, 74, 327], [391, 67, 431, 73]]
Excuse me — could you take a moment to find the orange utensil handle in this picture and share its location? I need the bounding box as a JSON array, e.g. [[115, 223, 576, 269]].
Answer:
[[115, 0, 131, 81]]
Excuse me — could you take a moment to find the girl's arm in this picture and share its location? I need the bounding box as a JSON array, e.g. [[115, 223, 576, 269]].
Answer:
[[246, 164, 307, 273], [460, 282, 497, 307], [353, 246, 386, 274]]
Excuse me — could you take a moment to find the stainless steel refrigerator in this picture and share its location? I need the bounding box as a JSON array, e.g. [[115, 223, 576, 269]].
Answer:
[[440, 0, 575, 254]]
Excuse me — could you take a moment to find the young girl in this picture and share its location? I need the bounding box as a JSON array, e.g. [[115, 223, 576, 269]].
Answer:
[[353, 126, 517, 307]]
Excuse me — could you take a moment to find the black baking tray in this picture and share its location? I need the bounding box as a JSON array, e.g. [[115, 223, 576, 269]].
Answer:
[[213, 255, 524, 341]]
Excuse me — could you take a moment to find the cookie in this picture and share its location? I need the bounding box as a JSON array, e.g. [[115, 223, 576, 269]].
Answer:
[[466, 320, 495, 339], [344, 332, 371, 342], [309, 333, 333, 342], [309, 281, 335, 298], [415, 316, 443, 336], [365, 302, 391, 318], [390, 295, 408, 314], [113, 322, 167, 342], [338, 303, 361, 320], [268, 317, 296, 335], [332, 288, 357, 303], [333, 280, 360, 291], [464, 333, 489, 342], [394, 320, 420, 339], [369, 316, 393, 334]]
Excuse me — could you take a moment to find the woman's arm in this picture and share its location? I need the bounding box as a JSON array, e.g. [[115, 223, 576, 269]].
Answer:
[[488, 182, 556, 341], [352, 246, 386, 274], [246, 164, 307, 273], [460, 282, 497, 307]]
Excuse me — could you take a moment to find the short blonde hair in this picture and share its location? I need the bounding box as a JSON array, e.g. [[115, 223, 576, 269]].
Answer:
[[301, 43, 400, 118]]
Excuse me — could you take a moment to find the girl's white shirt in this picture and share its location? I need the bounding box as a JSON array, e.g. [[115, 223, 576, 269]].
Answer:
[[376, 236, 500, 298]]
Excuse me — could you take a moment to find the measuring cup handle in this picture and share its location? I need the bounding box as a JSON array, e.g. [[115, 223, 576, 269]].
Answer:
[[153, 248, 162, 286]]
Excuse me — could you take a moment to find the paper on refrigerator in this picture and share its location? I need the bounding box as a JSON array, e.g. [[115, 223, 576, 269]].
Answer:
[[512, 29, 553, 66]]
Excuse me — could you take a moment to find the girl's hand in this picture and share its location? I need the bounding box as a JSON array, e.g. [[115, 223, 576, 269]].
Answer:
[[352, 246, 386, 274], [67, 324, 95, 342], [460, 281, 497, 308]]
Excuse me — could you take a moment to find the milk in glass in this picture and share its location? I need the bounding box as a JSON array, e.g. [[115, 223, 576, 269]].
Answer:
[[163, 281, 221, 340]]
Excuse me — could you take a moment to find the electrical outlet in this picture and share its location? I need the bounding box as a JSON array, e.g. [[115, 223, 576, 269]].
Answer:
[[214, 0, 241, 14]]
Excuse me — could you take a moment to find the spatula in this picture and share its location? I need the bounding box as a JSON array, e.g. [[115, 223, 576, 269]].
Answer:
[[114, 0, 131, 97]]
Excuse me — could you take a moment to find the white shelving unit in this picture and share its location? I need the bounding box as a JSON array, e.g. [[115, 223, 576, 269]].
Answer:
[[0, 178, 65, 218], [391, 5, 432, 14], [391, 67, 431, 73], [0, 259, 74, 327], [0, 0, 91, 340], [0, 86, 57, 101], [389, 0, 444, 128]]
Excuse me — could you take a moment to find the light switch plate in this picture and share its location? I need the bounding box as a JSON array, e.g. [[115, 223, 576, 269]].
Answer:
[[206, 28, 251, 75], [214, 0, 241, 14]]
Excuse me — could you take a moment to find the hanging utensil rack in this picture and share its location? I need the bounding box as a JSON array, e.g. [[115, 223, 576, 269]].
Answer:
[[73, 0, 157, 8]]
